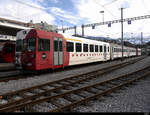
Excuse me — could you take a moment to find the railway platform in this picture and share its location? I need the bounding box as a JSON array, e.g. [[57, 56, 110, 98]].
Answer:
[[0, 63, 15, 71]]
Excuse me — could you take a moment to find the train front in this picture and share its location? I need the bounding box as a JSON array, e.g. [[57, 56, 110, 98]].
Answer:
[[15, 29, 36, 70]]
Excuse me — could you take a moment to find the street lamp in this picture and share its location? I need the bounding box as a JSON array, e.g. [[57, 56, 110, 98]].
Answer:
[[100, 11, 104, 23]]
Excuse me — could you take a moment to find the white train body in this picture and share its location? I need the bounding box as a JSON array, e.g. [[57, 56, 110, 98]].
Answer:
[[63, 34, 110, 66], [63, 34, 141, 66]]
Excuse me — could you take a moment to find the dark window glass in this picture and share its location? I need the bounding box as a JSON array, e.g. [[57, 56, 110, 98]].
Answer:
[[16, 39, 24, 52], [76, 43, 82, 52], [104, 46, 106, 52], [83, 44, 88, 52], [108, 47, 109, 52], [28, 38, 36, 51], [5, 46, 12, 53], [54, 40, 58, 51], [90, 45, 94, 52], [99, 46, 103, 52], [59, 41, 63, 51], [38, 38, 50, 51], [66, 42, 74, 52], [95, 45, 98, 52]]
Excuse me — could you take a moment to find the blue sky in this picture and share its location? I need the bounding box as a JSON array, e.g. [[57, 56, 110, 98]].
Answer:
[[0, 0, 150, 43]]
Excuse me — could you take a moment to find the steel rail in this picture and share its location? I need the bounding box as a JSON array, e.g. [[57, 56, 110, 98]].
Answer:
[[0, 57, 148, 111], [50, 70, 150, 112], [0, 56, 144, 99], [0, 56, 144, 83]]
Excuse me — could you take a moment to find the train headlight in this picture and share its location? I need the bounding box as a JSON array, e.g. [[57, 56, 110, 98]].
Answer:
[[27, 63, 32, 66]]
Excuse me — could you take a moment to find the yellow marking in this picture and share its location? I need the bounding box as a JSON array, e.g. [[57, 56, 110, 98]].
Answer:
[[64, 38, 82, 42]]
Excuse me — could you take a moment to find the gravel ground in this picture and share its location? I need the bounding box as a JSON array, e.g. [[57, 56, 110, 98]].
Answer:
[[0, 56, 150, 112], [73, 75, 150, 112]]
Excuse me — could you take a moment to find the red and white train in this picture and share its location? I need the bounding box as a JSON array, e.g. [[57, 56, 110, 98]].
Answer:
[[15, 29, 141, 70], [0, 42, 16, 63]]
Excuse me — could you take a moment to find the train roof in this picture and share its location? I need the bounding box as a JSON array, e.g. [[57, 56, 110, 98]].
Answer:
[[62, 33, 110, 45]]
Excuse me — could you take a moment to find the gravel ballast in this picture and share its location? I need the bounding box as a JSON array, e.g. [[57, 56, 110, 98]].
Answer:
[[74, 76, 150, 112], [0, 56, 143, 95], [0, 56, 150, 112]]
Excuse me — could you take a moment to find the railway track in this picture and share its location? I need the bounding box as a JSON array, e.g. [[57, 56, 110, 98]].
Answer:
[[0, 56, 148, 112], [0, 56, 146, 82]]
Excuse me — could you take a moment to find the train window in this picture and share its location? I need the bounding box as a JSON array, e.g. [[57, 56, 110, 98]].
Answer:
[[76, 43, 82, 52], [38, 39, 50, 51], [108, 47, 109, 52], [83, 44, 88, 52], [112, 47, 114, 53], [66, 42, 74, 52], [59, 41, 63, 51], [95, 45, 98, 52], [28, 38, 36, 51], [16, 39, 24, 52], [90, 45, 94, 52], [99, 46, 103, 52], [54, 40, 58, 51], [104, 46, 106, 52]]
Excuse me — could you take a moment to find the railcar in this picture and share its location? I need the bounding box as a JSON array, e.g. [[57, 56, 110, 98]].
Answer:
[[0, 42, 15, 63], [15, 29, 141, 71]]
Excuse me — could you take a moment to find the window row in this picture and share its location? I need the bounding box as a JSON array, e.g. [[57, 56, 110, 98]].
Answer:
[[66, 42, 109, 53], [114, 48, 136, 52]]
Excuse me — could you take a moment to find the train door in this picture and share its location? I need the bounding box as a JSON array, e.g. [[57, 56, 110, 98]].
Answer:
[[38, 38, 51, 70], [104, 45, 107, 60], [110, 46, 114, 60], [53, 38, 63, 66]]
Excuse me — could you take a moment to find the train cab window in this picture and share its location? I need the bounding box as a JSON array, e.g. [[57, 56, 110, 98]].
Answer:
[[66, 42, 74, 52], [83, 44, 88, 52], [5, 46, 12, 53], [99, 46, 103, 52], [16, 39, 25, 52], [76, 43, 82, 52], [28, 38, 36, 51], [90, 45, 94, 52], [95, 45, 98, 52], [38, 38, 50, 51]]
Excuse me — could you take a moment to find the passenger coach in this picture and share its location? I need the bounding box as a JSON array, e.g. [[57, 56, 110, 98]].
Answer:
[[0, 42, 15, 63], [15, 29, 141, 71]]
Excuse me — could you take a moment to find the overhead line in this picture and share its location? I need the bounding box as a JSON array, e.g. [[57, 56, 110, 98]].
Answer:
[[57, 15, 150, 31], [94, 0, 118, 19], [102, 0, 119, 7]]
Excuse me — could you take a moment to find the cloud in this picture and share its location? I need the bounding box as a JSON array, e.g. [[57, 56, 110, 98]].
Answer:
[[50, 7, 81, 25], [1, 0, 150, 42], [69, 0, 150, 39], [0, 0, 55, 24]]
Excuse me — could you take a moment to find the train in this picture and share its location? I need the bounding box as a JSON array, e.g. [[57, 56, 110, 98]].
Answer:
[[0, 42, 16, 63], [15, 29, 141, 70]]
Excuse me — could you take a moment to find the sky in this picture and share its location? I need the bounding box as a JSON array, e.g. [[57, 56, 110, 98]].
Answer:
[[0, 0, 150, 43]]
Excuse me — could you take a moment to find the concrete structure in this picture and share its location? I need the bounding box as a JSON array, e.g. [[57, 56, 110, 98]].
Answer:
[[0, 17, 57, 40]]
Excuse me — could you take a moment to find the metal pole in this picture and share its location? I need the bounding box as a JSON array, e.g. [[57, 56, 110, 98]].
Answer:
[[74, 26, 77, 36], [103, 13, 104, 23], [100, 11, 104, 23], [141, 32, 143, 45], [121, 8, 124, 61], [60, 20, 63, 30], [141, 32, 143, 55], [82, 24, 84, 37]]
